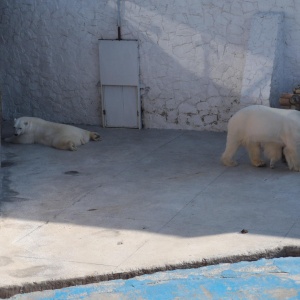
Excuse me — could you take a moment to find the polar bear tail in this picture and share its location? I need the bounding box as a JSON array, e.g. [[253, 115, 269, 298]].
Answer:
[[89, 132, 101, 141]]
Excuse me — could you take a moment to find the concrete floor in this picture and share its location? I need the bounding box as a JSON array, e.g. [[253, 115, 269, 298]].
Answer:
[[1, 123, 300, 295]]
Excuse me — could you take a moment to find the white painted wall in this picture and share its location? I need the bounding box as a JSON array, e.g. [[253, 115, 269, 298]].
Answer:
[[1, 0, 300, 130]]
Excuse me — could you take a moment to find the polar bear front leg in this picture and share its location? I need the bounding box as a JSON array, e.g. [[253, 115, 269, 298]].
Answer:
[[246, 142, 266, 167], [4, 134, 34, 144], [4, 136, 17, 143]]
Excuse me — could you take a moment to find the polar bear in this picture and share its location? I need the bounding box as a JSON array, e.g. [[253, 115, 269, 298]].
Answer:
[[5, 117, 101, 151], [221, 105, 300, 171]]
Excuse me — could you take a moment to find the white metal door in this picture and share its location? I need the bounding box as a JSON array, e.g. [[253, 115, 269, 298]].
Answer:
[[99, 40, 141, 128]]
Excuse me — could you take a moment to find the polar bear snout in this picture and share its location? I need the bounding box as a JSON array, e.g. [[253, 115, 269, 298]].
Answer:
[[14, 127, 26, 136], [13, 120, 28, 136], [14, 127, 23, 136]]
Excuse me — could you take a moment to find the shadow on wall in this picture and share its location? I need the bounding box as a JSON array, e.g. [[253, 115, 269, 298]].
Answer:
[[123, 1, 246, 131], [0, 1, 118, 125]]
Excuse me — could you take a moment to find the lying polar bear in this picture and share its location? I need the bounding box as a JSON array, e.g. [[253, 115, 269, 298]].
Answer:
[[221, 105, 300, 171], [5, 117, 101, 151]]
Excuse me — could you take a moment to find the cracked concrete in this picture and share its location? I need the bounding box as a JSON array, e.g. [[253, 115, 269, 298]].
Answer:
[[1, 122, 300, 297]]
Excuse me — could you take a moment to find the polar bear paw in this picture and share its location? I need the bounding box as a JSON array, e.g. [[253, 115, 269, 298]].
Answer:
[[90, 132, 101, 141], [289, 165, 300, 172], [221, 156, 238, 167], [251, 160, 266, 168], [4, 137, 12, 143], [69, 142, 77, 151]]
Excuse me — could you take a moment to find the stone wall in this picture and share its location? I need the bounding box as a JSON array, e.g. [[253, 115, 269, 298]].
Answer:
[[1, 0, 300, 130]]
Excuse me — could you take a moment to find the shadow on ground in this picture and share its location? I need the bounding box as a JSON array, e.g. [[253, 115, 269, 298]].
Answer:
[[1, 123, 299, 239]]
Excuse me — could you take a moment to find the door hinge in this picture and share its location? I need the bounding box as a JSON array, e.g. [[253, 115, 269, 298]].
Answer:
[[103, 110, 106, 115]]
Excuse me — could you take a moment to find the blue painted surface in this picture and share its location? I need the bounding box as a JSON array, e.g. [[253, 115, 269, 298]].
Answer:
[[11, 257, 300, 300]]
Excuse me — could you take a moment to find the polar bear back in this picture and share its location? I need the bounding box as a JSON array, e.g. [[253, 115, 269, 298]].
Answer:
[[228, 105, 300, 145]]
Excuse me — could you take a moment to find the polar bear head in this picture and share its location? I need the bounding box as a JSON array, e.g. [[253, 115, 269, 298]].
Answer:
[[13, 117, 29, 136]]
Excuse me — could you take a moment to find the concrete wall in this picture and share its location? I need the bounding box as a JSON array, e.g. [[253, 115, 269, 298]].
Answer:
[[1, 0, 300, 130]]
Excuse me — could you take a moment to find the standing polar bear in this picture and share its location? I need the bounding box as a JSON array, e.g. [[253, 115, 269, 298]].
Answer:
[[5, 117, 101, 151], [221, 105, 300, 171]]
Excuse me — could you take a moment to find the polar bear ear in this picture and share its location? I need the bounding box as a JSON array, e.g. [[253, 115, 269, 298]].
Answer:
[[14, 118, 17, 122]]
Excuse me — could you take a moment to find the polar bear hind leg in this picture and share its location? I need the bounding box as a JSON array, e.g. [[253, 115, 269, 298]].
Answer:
[[67, 141, 77, 151], [52, 138, 77, 151], [283, 146, 300, 171], [61, 141, 77, 151], [221, 134, 240, 167], [245, 142, 266, 167], [89, 132, 101, 141]]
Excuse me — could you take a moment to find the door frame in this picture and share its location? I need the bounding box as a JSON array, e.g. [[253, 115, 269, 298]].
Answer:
[[99, 39, 141, 129]]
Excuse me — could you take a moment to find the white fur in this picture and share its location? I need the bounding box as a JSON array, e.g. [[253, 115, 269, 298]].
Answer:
[[5, 117, 101, 151], [221, 105, 300, 171]]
